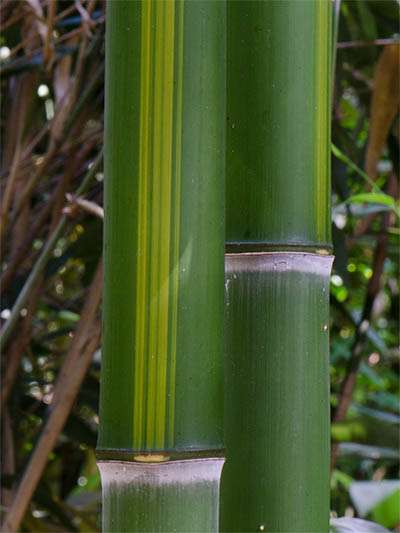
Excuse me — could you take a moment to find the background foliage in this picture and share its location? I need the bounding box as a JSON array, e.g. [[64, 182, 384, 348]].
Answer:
[[0, 1, 399, 531]]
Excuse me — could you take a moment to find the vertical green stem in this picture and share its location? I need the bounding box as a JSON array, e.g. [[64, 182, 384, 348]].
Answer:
[[332, 0, 342, 87], [97, 1, 225, 531], [221, 1, 333, 531]]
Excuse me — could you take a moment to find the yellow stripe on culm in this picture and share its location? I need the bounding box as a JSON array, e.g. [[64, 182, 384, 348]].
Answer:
[[134, 0, 182, 451], [155, 0, 175, 448], [314, 0, 330, 242], [134, 0, 152, 450], [146, 0, 164, 449], [168, 0, 184, 448]]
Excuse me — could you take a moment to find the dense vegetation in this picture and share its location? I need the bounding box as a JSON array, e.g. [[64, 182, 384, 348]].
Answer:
[[0, 1, 398, 531]]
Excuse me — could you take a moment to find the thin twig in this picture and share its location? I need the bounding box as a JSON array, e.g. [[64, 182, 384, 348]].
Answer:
[[333, 234, 387, 423], [1, 4, 25, 31], [337, 38, 400, 49], [0, 186, 57, 295], [331, 298, 389, 357], [0, 409, 15, 509], [8, 16, 104, 60], [0, 261, 103, 533], [0, 72, 37, 246], [65, 193, 104, 219], [331, 176, 397, 468], [50, 140, 96, 231], [43, 0, 57, 69], [331, 0, 341, 89], [0, 283, 42, 409], [0, 152, 102, 353], [10, 62, 104, 221]]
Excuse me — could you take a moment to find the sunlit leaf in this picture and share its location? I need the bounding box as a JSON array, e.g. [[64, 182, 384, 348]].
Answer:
[[349, 480, 400, 519], [330, 517, 389, 532], [347, 193, 395, 207], [371, 488, 400, 529]]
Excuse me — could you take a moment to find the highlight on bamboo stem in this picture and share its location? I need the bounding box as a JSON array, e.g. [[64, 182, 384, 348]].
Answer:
[[220, 1, 333, 532], [97, 1, 225, 531]]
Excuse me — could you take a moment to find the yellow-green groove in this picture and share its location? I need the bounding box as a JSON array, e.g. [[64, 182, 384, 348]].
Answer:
[[134, 0, 152, 451], [314, 0, 331, 242], [168, 0, 184, 448], [156, 0, 174, 448], [134, 1, 181, 451], [146, 1, 162, 449]]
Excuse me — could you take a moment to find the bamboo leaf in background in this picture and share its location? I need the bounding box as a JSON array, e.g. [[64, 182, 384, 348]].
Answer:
[[355, 0, 378, 43], [332, 143, 382, 193], [347, 193, 395, 207], [345, 193, 400, 218], [369, 487, 400, 529], [97, 1, 225, 531]]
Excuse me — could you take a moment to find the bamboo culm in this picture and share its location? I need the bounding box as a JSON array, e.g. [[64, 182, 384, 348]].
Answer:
[[220, 1, 333, 531], [97, 1, 225, 531]]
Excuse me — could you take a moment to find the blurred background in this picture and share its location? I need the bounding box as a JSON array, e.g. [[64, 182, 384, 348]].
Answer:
[[0, 1, 399, 531]]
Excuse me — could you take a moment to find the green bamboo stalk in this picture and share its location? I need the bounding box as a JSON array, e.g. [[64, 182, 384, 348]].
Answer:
[[226, 0, 331, 249], [221, 1, 333, 532], [97, 1, 225, 531]]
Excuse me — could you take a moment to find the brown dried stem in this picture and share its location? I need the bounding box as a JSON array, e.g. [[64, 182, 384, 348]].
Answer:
[[1, 260, 103, 533], [0, 152, 102, 352]]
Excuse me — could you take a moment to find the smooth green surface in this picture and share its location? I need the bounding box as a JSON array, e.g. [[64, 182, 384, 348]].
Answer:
[[99, 459, 223, 532], [221, 254, 332, 532], [98, 0, 225, 454], [226, 0, 331, 246]]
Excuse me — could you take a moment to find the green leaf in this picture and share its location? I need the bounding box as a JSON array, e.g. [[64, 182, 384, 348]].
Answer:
[[347, 193, 395, 208], [331, 469, 353, 490], [360, 362, 385, 388], [370, 488, 400, 529], [349, 481, 400, 522], [332, 144, 400, 217], [355, 0, 377, 41], [368, 391, 400, 414], [332, 144, 380, 192]]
